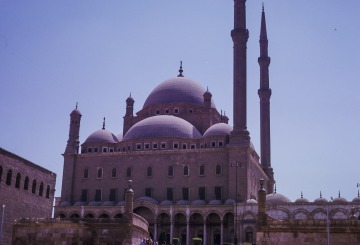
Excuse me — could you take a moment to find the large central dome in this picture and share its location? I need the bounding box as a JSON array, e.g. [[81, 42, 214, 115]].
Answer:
[[143, 76, 216, 109]]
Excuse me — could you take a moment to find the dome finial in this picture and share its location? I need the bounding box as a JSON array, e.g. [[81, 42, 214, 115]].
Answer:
[[102, 117, 106, 130], [338, 190, 341, 198], [178, 61, 184, 77], [75, 102, 78, 109], [301, 191, 303, 199], [274, 184, 277, 194], [320, 191, 322, 198], [262, 2, 264, 12]]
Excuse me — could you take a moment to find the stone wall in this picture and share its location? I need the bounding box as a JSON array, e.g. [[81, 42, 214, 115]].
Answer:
[[0, 148, 56, 245], [12, 217, 149, 245]]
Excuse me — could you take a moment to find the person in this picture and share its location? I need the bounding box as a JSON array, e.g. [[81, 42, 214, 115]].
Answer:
[[153, 240, 158, 245], [140, 239, 146, 245]]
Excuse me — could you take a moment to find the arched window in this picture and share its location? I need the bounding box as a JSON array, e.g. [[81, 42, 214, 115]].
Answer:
[[6, 169, 12, 186], [183, 165, 189, 176], [168, 166, 174, 177], [32, 179, 37, 194], [112, 168, 117, 178], [24, 176, 29, 190], [46, 185, 50, 198], [147, 166, 152, 177], [0, 166, 3, 182], [97, 168, 103, 179], [126, 167, 132, 177], [15, 173, 21, 188], [39, 182, 44, 196], [216, 164, 222, 175], [199, 165, 205, 176]]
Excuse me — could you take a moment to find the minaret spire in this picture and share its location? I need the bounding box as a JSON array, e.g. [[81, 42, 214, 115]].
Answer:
[[258, 5, 274, 192], [178, 61, 184, 77], [230, 0, 250, 144]]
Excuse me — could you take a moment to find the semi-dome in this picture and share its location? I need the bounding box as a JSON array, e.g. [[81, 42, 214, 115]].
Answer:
[[84, 129, 119, 144], [266, 193, 291, 204], [203, 123, 232, 137], [143, 76, 216, 109], [352, 191, 360, 203], [123, 115, 202, 141]]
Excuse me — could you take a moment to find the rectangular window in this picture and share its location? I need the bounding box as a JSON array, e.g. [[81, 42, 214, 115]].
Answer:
[[218, 141, 223, 147], [145, 188, 152, 197], [144, 143, 150, 149], [182, 187, 189, 201], [190, 144, 196, 149], [109, 188, 117, 202], [87, 148, 92, 153], [174, 108, 179, 114], [215, 186, 222, 200], [97, 168, 103, 179], [81, 189, 88, 202], [198, 187, 206, 200], [182, 144, 187, 149], [153, 143, 158, 149], [167, 188, 174, 201], [83, 169, 89, 179], [109, 148, 114, 152], [94, 148, 98, 153], [95, 189, 102, 202], [211, 141, 216, 147], [103, 147, 108, 152], [136, 143, 142, 150], [173, 143, 179, 149], [165, 109, 169, 114], [156, 109, 160, 114], [161, 142, 166, 149]]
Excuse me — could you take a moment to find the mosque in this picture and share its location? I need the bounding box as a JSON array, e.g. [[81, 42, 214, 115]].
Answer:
[[44, 0, 360, 244]]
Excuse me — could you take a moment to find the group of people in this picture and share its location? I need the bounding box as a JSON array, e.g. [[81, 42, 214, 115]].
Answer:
[[139, 238, 159, 245]]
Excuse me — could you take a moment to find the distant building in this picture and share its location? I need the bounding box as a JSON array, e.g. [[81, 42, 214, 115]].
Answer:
[[0, 147, 56, 245]]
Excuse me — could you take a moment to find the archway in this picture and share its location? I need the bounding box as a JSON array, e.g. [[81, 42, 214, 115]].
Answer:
[[206, 213, 221, 245], [156, 213, 171, 244]]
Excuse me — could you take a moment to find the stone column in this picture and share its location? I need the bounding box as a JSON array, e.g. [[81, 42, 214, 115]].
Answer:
[[220, 221, 224, 245], [186, 221, 190, 245], [203, 223, 207, 245]]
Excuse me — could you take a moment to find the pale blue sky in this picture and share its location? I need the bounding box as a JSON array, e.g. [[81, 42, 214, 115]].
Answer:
[[1, 1, 360, 202]]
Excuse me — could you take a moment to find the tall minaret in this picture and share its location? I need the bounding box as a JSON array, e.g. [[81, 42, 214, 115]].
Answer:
[[64, 103, 82, 154], [230, 0, 250, 144], [258, 5, 274, 191]]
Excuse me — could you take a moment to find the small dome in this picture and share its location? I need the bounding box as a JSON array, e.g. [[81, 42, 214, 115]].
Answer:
[[102, 201, 116, 206], [160, 200, 173, 205], [192, 200, 207, 205], [123, 115, 202, 141], [84, 129, 119, 144], [246, 199, 258, 204], [117, 201, 125, 206], [176, 200, 190, 205], [209, 200, 222, 205], [314, 197, 328, 204], [352, 191, 360, 203], [88, 201, 102, 206], [136, 196, 159, 205], [126, 96, 134, 103], [59, 201, 71, 207], [333, 196, 348, 204], [225, 199, 235, 205], [71, 108, 82, 116], [295, 197, 309, 204], [143, 76, 216, 109], [74, 202, 87, 206], [266, 193, 291, 204], [203, 123, 233, 137]]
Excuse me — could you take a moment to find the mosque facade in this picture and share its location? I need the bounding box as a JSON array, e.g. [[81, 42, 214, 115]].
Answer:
[[50, 1, 360, 245]]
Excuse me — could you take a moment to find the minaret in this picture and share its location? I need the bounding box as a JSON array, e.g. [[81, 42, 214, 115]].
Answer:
[[230, 0, 250, 144], [123, 94, 134, 136], [62, 103, 81, 203], [258, 5, 274, 191], [64, 103, 82, 154]]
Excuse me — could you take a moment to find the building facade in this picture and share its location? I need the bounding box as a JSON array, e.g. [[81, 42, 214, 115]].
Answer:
[[50, 1, 360, 245], [0, 148, 56, 245]]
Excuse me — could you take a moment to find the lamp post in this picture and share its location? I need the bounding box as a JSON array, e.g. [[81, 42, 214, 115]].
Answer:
[[231, 162, 241, 245], [0, 204, 5, 245]]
